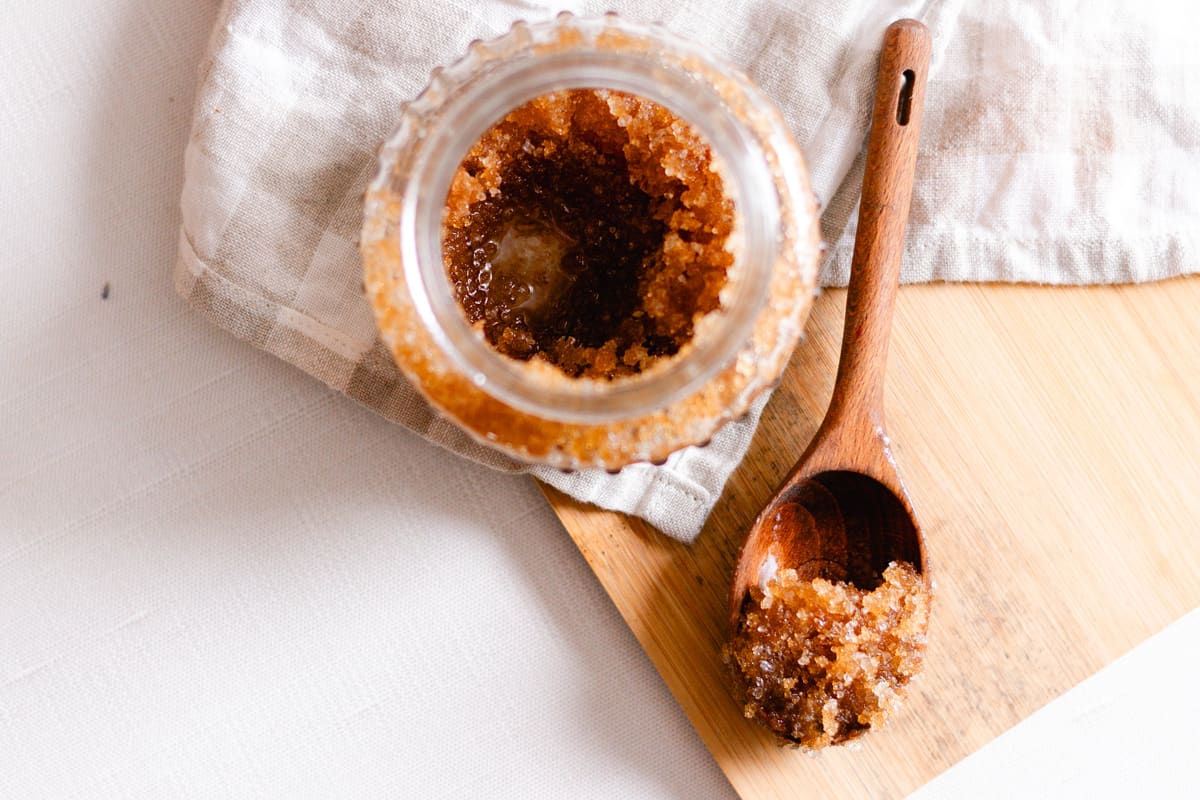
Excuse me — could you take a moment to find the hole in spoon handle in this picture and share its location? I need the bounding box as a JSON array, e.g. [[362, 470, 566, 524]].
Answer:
[[897, 69, 915, 125]]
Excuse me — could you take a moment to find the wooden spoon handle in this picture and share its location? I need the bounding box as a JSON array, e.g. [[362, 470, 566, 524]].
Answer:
[[826, 19, 930, 429]]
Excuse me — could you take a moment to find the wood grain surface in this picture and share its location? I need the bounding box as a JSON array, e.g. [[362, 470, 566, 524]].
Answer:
[[543, 276, 1200, 799]]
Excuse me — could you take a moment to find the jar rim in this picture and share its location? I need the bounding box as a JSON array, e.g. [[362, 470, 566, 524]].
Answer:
[[399, 19, 782, 424]]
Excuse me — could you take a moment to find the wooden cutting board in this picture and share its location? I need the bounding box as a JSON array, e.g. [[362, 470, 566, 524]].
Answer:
[[542, 277, 1200, 799]]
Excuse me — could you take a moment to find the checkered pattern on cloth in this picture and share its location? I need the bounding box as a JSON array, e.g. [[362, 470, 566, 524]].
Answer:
[[176, 0, 1199, 541]]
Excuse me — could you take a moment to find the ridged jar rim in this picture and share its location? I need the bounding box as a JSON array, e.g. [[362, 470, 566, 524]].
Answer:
[[360, 12, 821, 468]]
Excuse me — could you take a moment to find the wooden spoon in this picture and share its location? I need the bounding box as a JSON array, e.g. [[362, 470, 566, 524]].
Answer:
[[730, 19, 932, 630]]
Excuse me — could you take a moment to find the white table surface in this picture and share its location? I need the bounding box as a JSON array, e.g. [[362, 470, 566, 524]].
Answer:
[[1, 1, 1196, 797]]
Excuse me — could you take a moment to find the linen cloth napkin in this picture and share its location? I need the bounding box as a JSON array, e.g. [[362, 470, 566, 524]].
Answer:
[[176, 0, 1200, 542]]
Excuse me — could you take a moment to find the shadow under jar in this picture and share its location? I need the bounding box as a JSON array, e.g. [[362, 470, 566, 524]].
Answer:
[[361, 13, 822, 470]]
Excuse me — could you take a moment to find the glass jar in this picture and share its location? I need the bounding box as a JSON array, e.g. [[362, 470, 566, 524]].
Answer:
[[361, 12, 820, 470]]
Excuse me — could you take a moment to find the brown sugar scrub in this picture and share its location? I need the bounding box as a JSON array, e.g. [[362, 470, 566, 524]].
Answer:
[[442, 88, 734, 379], [361, 13, 823, 469], [724, 561, 930, 749]]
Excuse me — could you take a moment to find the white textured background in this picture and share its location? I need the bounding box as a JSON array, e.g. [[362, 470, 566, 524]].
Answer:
[[1, 1, 1196, 798], [0, 2, 733, 795]]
